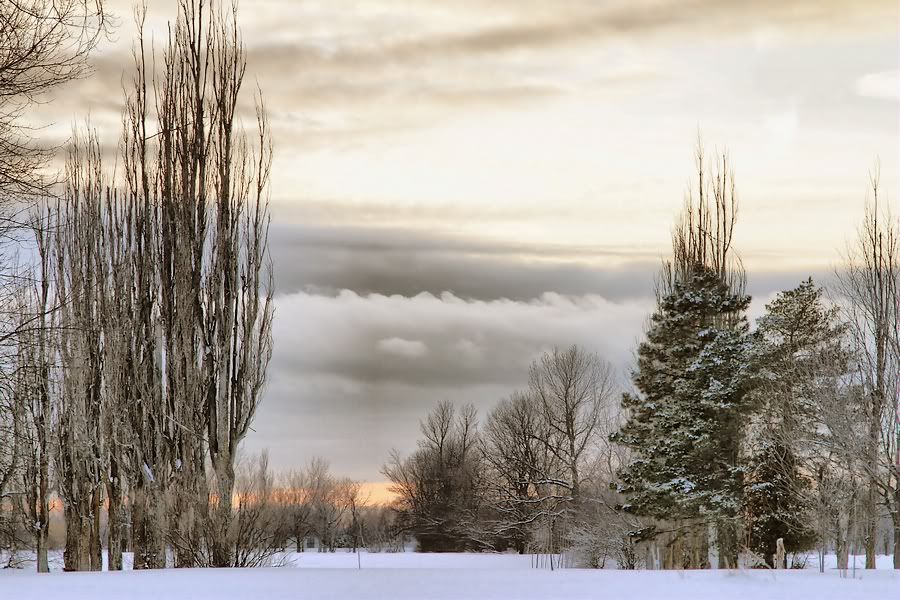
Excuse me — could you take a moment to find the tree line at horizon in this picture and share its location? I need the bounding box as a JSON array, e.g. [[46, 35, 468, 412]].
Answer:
[[1, 0, 898, 576]]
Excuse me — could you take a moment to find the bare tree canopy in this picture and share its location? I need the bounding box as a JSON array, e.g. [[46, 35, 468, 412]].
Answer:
[[0, 0, 107, 202], [834, 169, 900, 569], [658, 138, 745, 300], [2, 0, 275, 571]]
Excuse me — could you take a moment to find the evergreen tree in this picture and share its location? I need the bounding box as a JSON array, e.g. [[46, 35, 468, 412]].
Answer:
[[751, 278, 846, 439], [745, 278, 847, 565], [744, 441, 816, 566], [614, 265, 752, 566]]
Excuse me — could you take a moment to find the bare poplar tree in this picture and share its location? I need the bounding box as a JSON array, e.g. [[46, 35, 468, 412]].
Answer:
[[54, 127, 107, 571], [0, 0, 108, 571], [113, 16, 170, 567], [835, 169, 900, 569], [1, 281, 32, 562], [95, 190, 133, 572], [0, 4, 106, 562], [0, 0, 106, 206], [12, 207, 56, 573], [114, 0, 274, 568], [658, 139, 745, 300]]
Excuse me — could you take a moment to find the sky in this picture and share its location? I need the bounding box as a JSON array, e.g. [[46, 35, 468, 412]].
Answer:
[[34, 0, 900, 485]]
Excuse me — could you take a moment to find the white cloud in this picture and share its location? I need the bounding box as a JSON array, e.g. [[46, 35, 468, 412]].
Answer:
[[855, 70, 899, 100], [376, 337, 429, 358], [454, 338, 484, 363], [245, 289, 653, 477], [751, 26, 784, 53], [763, 100, 799, 152], [270, 290, 652, 385], [248, 285, 815, 478]]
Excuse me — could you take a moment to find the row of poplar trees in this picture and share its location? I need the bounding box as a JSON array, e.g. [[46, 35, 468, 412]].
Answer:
[[615, 147, 900, 570], [1, 0, 274, 571]]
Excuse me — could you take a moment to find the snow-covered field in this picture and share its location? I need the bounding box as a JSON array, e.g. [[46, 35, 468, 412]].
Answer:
[[1, 551, 895, 599]]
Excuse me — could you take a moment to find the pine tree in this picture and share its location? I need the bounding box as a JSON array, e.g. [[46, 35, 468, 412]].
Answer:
[[751, 278, 846, 438], [744, 441, 816, 567], [745, 278, 846, 566], [613, 265, 752, 566]]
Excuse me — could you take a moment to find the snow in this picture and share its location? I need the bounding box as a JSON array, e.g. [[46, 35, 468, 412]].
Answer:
[[0, 552, 895, 600]]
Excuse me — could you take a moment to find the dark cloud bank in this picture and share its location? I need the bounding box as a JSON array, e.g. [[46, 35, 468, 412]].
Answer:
[[245, 222, 832, 479]]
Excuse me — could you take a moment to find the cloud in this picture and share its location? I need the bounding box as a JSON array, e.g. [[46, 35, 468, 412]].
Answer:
[[269, 289, 650, 386], [246, 259, 834, 479], [268, 222, 833, 303], [764, 99, 800, 152], [267, 222, 663, 301], [377, 337, 429, 358], [48, 0, 896, 152], [244, 287, 652, 477], [855, 70, 899, 100], [247, 1, 895, 72]]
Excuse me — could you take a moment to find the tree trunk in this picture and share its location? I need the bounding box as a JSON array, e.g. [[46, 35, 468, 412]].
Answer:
[[36, 385, 50, 573], [893, 485, 900, 570], [131, 492, 146, 570], [90, 487, 102, 571], [837, 541, 849, 570], [835, 514, 850, 571], [35, 526, 49, 573], [77, 509, 92, 571], [107, 475, 123, 571], [863, 485, 877, 569], [63, 504, 79, 571], [35, 456, 49, 573], [707, 521, 718, 569], [132, 485, 165, 569], [716, 520, 737, 569], [893, 520, 899, 570], [211, 459, 236, 567]]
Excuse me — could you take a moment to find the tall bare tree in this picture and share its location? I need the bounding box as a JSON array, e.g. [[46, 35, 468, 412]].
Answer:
[[119, 0, 274, 568], [13, 206, 56, 573], [0, 4, 107, 563], [4, 0, 274, 571], [482, 390, 559, 554], [0, 0, 106, 207], [658, 139, 745, 300], [54, 126, 107, 571], [0, 0, 109, 571], [528, 345, 616, 504], [384, 401, 487, 552], [835, 169, 900, 569]]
